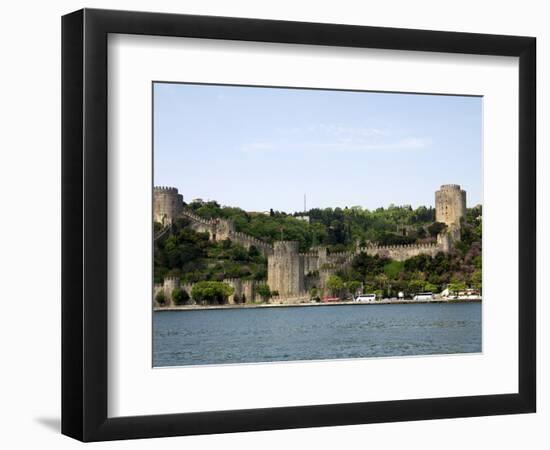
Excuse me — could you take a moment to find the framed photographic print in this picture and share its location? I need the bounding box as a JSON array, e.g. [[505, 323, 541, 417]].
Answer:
[[62, 8, 536, 441]]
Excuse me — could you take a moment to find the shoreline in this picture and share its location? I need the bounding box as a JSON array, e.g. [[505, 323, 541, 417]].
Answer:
[[154, 297, 481, 312]]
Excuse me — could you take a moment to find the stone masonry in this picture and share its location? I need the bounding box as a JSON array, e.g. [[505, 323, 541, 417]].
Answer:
[[154, 184, 468, 302], [153, 186, 183, 226], [435, 184, 466, 241]]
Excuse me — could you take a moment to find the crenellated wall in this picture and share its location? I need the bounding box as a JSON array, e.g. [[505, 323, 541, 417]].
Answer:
[[359, 242, 441, 261], [265, 232, 459, 298], [224, 278, 258, 304], [154, 184, 468, 302], [155, 278, 263, 306], [178, 208, 273, 256]]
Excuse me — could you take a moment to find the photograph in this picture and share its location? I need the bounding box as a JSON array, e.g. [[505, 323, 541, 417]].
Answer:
[[152, 82, 483, 367]]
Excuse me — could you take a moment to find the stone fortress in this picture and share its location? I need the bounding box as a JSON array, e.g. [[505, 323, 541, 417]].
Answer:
[[154, 184, 467, 304]]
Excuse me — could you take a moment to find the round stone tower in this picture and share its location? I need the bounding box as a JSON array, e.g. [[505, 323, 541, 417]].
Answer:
[[153, 186, 184, 225], [267, 241, 304, 298], [435, 184, 466, 227]]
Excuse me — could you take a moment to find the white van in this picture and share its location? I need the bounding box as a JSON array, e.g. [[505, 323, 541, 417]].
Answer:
[[413, 292, 434, 301], [355, 294, 377, 303]]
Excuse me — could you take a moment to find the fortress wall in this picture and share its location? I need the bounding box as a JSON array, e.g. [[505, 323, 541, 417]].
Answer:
[[318, 267, 336, 291], [160, 277, 181, 305], [361, 243, 442, 261], [301, 252, 321, 274], [242, 280, 256, 303], [223, 278, 242, 304], [304, 274, 321, 292], [178, 208, 274, 256], [153, 283, 164, 306], [155, 186, 465, 302], [224, 278, 258, 304], [188, 220, 215, 237], [326, 251, 355, 266], [179, 209, 217, 238], [157, 278, 264, 305], [213, 218, 235, 241], [230, 231, 273, 256]]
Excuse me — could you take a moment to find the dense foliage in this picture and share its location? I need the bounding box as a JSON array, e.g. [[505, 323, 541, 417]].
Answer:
[[154, 218, 267, 284], [334, 205, 482, 296], [155, 201, 482, 297], [187, 200, 438, 252], [191, 281, 235, 305]]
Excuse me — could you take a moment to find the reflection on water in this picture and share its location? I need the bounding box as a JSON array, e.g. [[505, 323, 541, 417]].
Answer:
[[153, 303, 481, 367]]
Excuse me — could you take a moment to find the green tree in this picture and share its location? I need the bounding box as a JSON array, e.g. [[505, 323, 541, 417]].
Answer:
[[448, 280, 467, 294], [155, 290, 167, 306], [256, 284, 272, 303], [408, 279, 425, 295], [171, 287, 189, 305], [384, 260, 404, 279], [428, 221, 447, 237], [345, 280, 361, 297], [374, 273, 390, 297], [471, 269, 482, 290], [191, 281, 235, 305], [363, 280, 376, 294], [309, 287, 320, 301], [423, 282, 438, 293], [326, 275, 344, 298], [248, 245, 260, 259]]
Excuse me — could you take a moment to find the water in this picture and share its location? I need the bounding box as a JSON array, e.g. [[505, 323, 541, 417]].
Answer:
[[153, 302, 481, 367]]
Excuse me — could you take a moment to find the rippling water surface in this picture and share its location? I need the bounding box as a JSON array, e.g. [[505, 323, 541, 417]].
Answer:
[[153, 303, 481, 367]]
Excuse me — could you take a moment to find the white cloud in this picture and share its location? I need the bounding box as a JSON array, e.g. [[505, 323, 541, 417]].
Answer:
[[241, 124, 432, 154]]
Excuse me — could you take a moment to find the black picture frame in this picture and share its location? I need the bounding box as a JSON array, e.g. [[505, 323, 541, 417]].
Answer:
[[62, 8, 536, 442]]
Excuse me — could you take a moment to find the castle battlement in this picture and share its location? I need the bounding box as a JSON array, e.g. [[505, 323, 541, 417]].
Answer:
[[153, 186, 184, 226], [154, 186, 179, 193], [180, 209, 215, 225], [155, 184, 466, 300], [164, 276, 180, 282], [273, 241, 300, 254], [359, 241, 438, 252], [329, 251, 354, 258], [439, 184, 462, 191]]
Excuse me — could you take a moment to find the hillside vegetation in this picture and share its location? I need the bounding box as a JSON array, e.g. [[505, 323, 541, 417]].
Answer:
[[187, 200, 446, 252], [155, 201, 482, 295]]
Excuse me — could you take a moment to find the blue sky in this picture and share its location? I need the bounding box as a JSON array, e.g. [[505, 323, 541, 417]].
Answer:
[[154, 83, 482, 213]]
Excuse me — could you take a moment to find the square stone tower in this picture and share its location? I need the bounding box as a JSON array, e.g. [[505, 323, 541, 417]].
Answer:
[[267, 241, 304, 298]]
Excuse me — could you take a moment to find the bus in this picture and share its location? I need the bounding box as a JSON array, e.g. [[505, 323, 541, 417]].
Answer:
[[355, 294, 377, 303], [413, 292, 434, 301]]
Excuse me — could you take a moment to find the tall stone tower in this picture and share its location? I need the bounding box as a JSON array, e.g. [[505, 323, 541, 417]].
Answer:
[[153, 186, 184, 225], [267, 241, 304, 298], [435, 184, 466, 227], [435, 184, 466, 242]]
